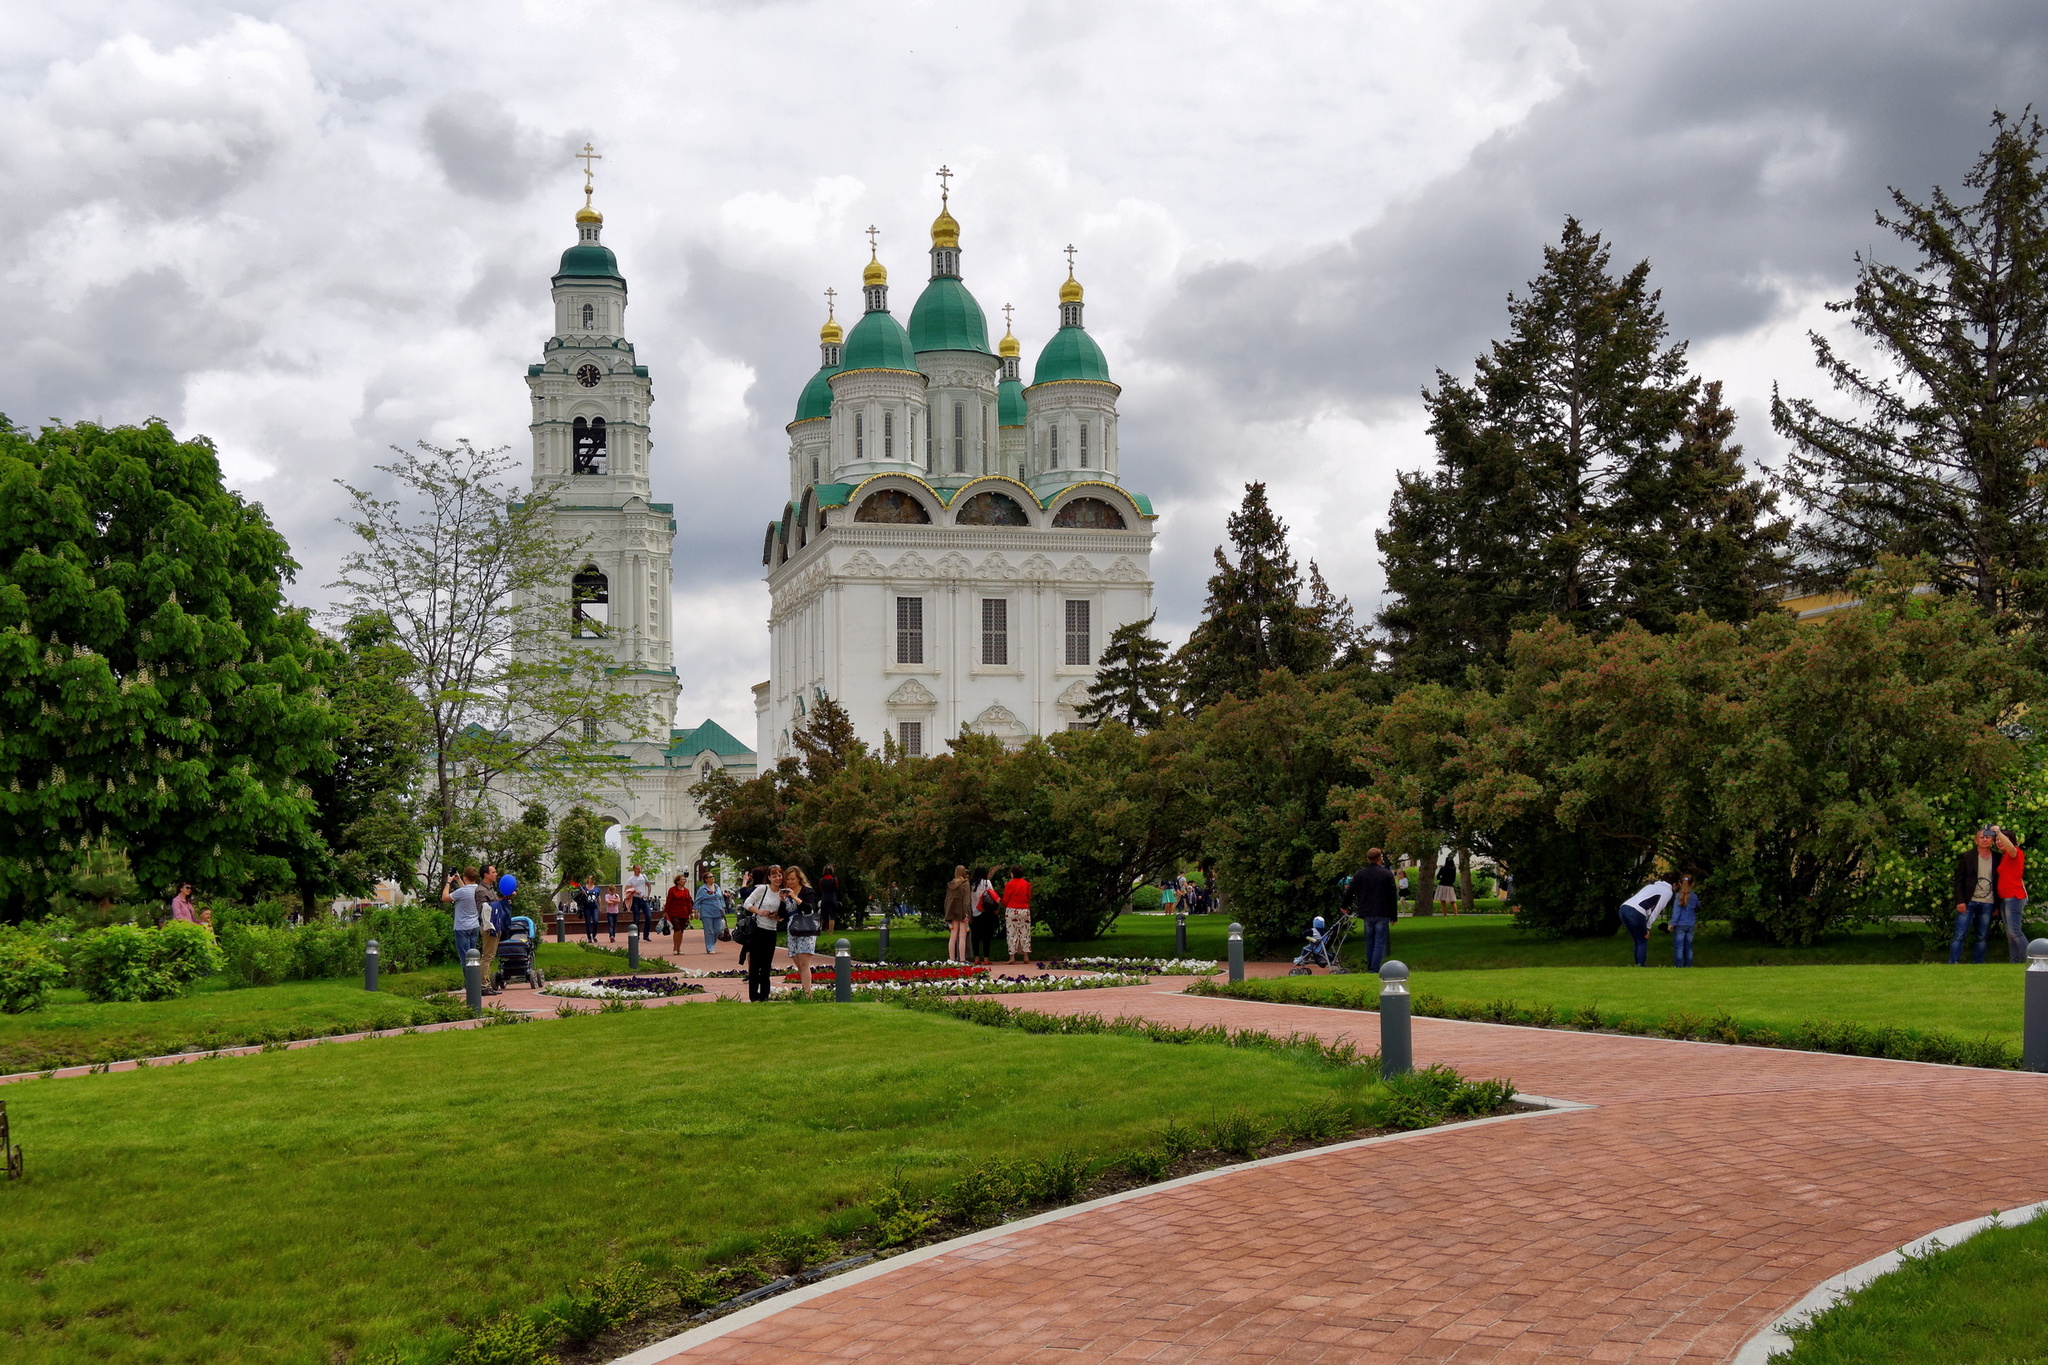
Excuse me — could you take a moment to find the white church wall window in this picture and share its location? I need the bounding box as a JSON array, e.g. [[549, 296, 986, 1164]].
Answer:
[[953, 402, 966, 473], [955, 491, 1028, 526], [573, 567, 609, 637], [855, 490, 931, 524], [855, 413, 864, 459], [1064, 599, 1093, 666], [898, 720, 924, 757], [1079, 422, 1089, 468], [884, 411, 895, 459], [1050, 423, 1060, 469], [981, 598, 1009, 666], [1051, 497, 1127, 530], [581, 303, 595, 330], [572, 418, 608, 474], [896, 596, 925, 665]]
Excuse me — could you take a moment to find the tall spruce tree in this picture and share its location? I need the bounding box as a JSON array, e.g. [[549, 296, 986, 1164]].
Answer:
[[1179, 483, 1358, 710], [1776, 112, 2048, 627], [1078, 615, 1181, 730], [1377, 219, 1786, 684]]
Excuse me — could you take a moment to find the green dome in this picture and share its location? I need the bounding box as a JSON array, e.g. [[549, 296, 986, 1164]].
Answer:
[[795, 364, 839, 422], [998, 377, 1027, 427], [908, 276, 990, 353], [1032, 326, 1111, 384], [555, 242, 622, 281], [840, 308, 918, 373]]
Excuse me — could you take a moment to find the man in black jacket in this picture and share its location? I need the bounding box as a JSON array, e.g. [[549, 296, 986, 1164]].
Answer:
[[1952, 827, 2004, 964], [1351, 848, 1399, 972]]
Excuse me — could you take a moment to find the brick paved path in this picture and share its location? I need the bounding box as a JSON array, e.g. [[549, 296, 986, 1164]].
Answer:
[[638, 984, 2048, 1364]]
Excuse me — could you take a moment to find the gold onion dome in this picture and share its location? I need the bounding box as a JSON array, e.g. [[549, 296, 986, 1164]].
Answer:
[[931, 204, 960, 249], [820, 316, 844, 344], [1059, 274, 1084, 304], [863, 256, 888, 287], [576, 204, 603, 225], [999, 328, 1020, 358]]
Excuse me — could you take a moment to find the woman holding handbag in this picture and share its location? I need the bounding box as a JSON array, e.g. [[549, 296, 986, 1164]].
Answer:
[[694, 874, 726, 955], [944, 866, 972, 963], [664, 874, 694, 955], [783, 867, 826, 991], [742, 868, 785, 1001], [969, 867, 999, 965]]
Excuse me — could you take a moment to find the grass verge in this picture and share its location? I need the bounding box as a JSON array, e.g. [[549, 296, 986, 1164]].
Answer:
[[0, 996, 1515, 1365], [1340, 916, 1943, 971], [1192, 965, 2024, 1066], [1777, 1207, 2048, 1362]]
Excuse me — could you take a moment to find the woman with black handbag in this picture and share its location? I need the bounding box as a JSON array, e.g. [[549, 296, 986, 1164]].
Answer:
[[783, 867, 826, 991], [742, 868, 786, 1001]]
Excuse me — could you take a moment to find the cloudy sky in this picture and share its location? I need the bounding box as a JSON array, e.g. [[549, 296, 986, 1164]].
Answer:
[[4, 0, 2042, 738]]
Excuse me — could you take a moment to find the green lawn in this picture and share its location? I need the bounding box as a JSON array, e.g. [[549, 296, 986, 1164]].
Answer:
[[1350, 915, 1941, 971], [0, 1001, 1381, 1364], [0, 943, 632, 1073], [833, 910, 1244, 962], [1232, 963, 2029, 1047], [1780, 1208, 2048, 1362]]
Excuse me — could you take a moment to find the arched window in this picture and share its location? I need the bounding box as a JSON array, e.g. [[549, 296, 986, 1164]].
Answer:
[[954, 491, 1030, 526], [953, 402, 965, 473], [581, 303, 595, 331], [1050, 424, 1060, 469], [884, 411, 894, 459], [854, 489, 932, 524], [571, 567, 609, 636], [572, 417, 608, 475], [1051, 497, 1127, 530], [855, 413, 864, 459], [1079, 422, 1089, 468]]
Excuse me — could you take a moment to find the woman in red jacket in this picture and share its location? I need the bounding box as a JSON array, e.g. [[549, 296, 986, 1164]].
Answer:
[[664, 874, 694, 955]]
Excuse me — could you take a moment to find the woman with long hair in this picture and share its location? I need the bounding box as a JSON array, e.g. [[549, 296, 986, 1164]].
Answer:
[[742, 868, 786, 1001], [968, 866, 998, 964], [783, 866, 826, 990], [944, 865, 972, 963]]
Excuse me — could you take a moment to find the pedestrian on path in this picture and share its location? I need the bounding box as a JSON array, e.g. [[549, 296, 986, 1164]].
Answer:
[[1002, 866, 1034, 962], [1618, 878, 1674, 967], [481, 892, 511, 990], [626, 865, 652, 940], [784, 866, 827, 990], [1669, 875, 1700, 967], [1994, 827, 2030, 963], [944, 866, 972, 962], [818, 864, 841, 934], [1350, 848, 1398, 972], [694, 875, 726, 954], [441, 867, 484, 963], [1160, 879, 1178, 915], [601, 884, 621, 942], [665, 874, 693, 954], [574, 880, 599, 942], [969, 867, 999, 964], [743, 867, 786, 1001], [1435, 856, 1459, 910], [1953, 827, 2005, 964]]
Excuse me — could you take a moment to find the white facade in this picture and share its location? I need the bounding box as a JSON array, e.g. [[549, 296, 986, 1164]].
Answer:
[[758, 193, 1157, 759], [523, 195, 755, 869]]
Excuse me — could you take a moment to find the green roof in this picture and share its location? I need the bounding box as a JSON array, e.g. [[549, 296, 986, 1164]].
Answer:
[[815, 482, 855, 508], [1132, 493, 1155, 517], [555, 242, 623, 282], [998, 377, 1027, 427], [841, 308, 917, 373], [1032, 325, 1111, 384], [908, 276, 989, 353], [795, 363, 839, 422], [667, 718, 754, 760]]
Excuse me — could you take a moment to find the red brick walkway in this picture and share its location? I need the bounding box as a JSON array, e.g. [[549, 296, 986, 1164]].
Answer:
[[634, 984, 2048, 1364]]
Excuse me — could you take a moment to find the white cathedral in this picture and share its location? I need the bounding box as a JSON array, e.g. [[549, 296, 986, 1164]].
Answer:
[[754, 186, 1158, 759]]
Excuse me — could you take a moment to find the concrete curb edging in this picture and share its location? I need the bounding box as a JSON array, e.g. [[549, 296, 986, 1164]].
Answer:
[[605, 1093, 1591, 1365], [1731, 1198, 2048, 1364]]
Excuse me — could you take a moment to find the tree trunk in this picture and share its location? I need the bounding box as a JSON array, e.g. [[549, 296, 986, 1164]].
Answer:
[[1412, 842, 1438, 917], [1458, 845, 1474, 914]]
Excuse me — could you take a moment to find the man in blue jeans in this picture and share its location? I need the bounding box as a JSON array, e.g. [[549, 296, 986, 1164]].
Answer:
[[1618, 877, 1674, 967], [441, 866, 484, 963], [1349, 847, 1399, 972], [1952, 827, 2003, 964], [1669, 874, 1701, 967]]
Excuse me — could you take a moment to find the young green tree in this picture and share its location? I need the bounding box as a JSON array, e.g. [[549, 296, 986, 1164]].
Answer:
[[0, 418, 338, 917], [301, 613, 429, 910], [1378, 219, 1786, 684], [1776, 112, 2048, 629], [1078, 615, 1181, 730], [331, 441, 646, 882], [1179, 483, 1358, 710], [553, 805, 608, 886]]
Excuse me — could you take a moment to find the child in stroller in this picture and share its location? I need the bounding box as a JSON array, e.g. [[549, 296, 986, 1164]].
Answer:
[[491, 916, 545, 992], [1289, 912, 1354, 975]]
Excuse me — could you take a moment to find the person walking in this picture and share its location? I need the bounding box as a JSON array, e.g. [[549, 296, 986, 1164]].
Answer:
[[575, 879, 599, 942], [441, 867, 484, 964], [1435, 856, 1459, 911], [943, 866, 972, 963], [600, 883, 621, 942], [1350, 848, 1399, 972], [784, 867, 827, 990], [1618, 877, 1674, 967], [665, 874, 694, 955], [969, 867, 999, 964], [743, 868, 786, 1001], [1001, 866, 1034, 963], [818, 865, 841, 936], [1160, 878, 1178, 916], [694, 875, 726, 955], [1952, 827, 2004, 964], [625, 865, 652, 940], [1994, 827, 2030, 963], [1670, 875, 1701, 967]]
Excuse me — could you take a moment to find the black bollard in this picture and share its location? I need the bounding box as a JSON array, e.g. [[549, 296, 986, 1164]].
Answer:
[[463, 949, 484, 1014], [1176, 912, 1187, 959], [1379, 960, 1413, 1078], [1228, 922, 1244, 983], [2027, 939, 2048, 1073], [878, 913, 891, 963], [835, 938, 852, 1002], [363, 939, 379, 992], [555, 912, 566, 944], [627, 924, 640, 969]]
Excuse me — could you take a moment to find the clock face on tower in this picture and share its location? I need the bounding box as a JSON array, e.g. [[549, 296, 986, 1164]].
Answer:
[[576, 364, 602, 387]]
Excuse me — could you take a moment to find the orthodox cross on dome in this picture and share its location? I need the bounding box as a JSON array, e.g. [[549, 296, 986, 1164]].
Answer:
[[935, 163, 953, 204], [1063, 243, 1077, 277], [866, 224, 880, 257], [1002, 302, 1014, 330], [576, 142, 603, 205], [824, 286, 837, 320]]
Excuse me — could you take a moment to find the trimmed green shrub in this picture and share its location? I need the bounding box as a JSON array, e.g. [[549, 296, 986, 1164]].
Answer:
[[0, 929, 66, 1013], [358, 904, 455, 974], [72, 921, 225, 1002], [1129, 884, 1164, 911], [218, 922, 296, 987]]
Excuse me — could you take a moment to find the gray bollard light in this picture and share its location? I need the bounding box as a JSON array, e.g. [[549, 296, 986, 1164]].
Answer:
[[1379, 960, 1413, 1079], [878, 913, 891, 963], [627, 923, 640, 969], [1228, 922, 1244, 983], [2027, 939, 2048, 1073], [555, 912, 566, 943], [463, 948, 484, 1013], [363, 939, 379, 992], [1176, 911, 1187, 958], [835, 938, 852, 1002]]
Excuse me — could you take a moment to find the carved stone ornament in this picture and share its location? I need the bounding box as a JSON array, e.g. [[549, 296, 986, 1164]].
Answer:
[[887, 550, 933, 579], [887, 678, 938, 709], [971, 702, 1028, 736], [1105, 556, 1147, 583], [935, 551, 972, 579], [840, 550, 887, 577], [978, 551, 1017, 580], [1062, 556, 1104, 583], [1020, 554, 1057, 581], [1056, 678, 1094, 709]]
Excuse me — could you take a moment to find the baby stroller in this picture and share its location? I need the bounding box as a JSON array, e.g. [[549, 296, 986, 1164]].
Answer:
[[1288, 912, 1354, 975], [492, 916, 545, 991]]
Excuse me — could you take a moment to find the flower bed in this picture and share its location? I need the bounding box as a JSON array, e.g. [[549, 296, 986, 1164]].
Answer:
[[1035, 956, 1221, 976], [781, 972, 1150, 1000], [545, 977, 707, 1000], [784, 965, 985, 984]]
